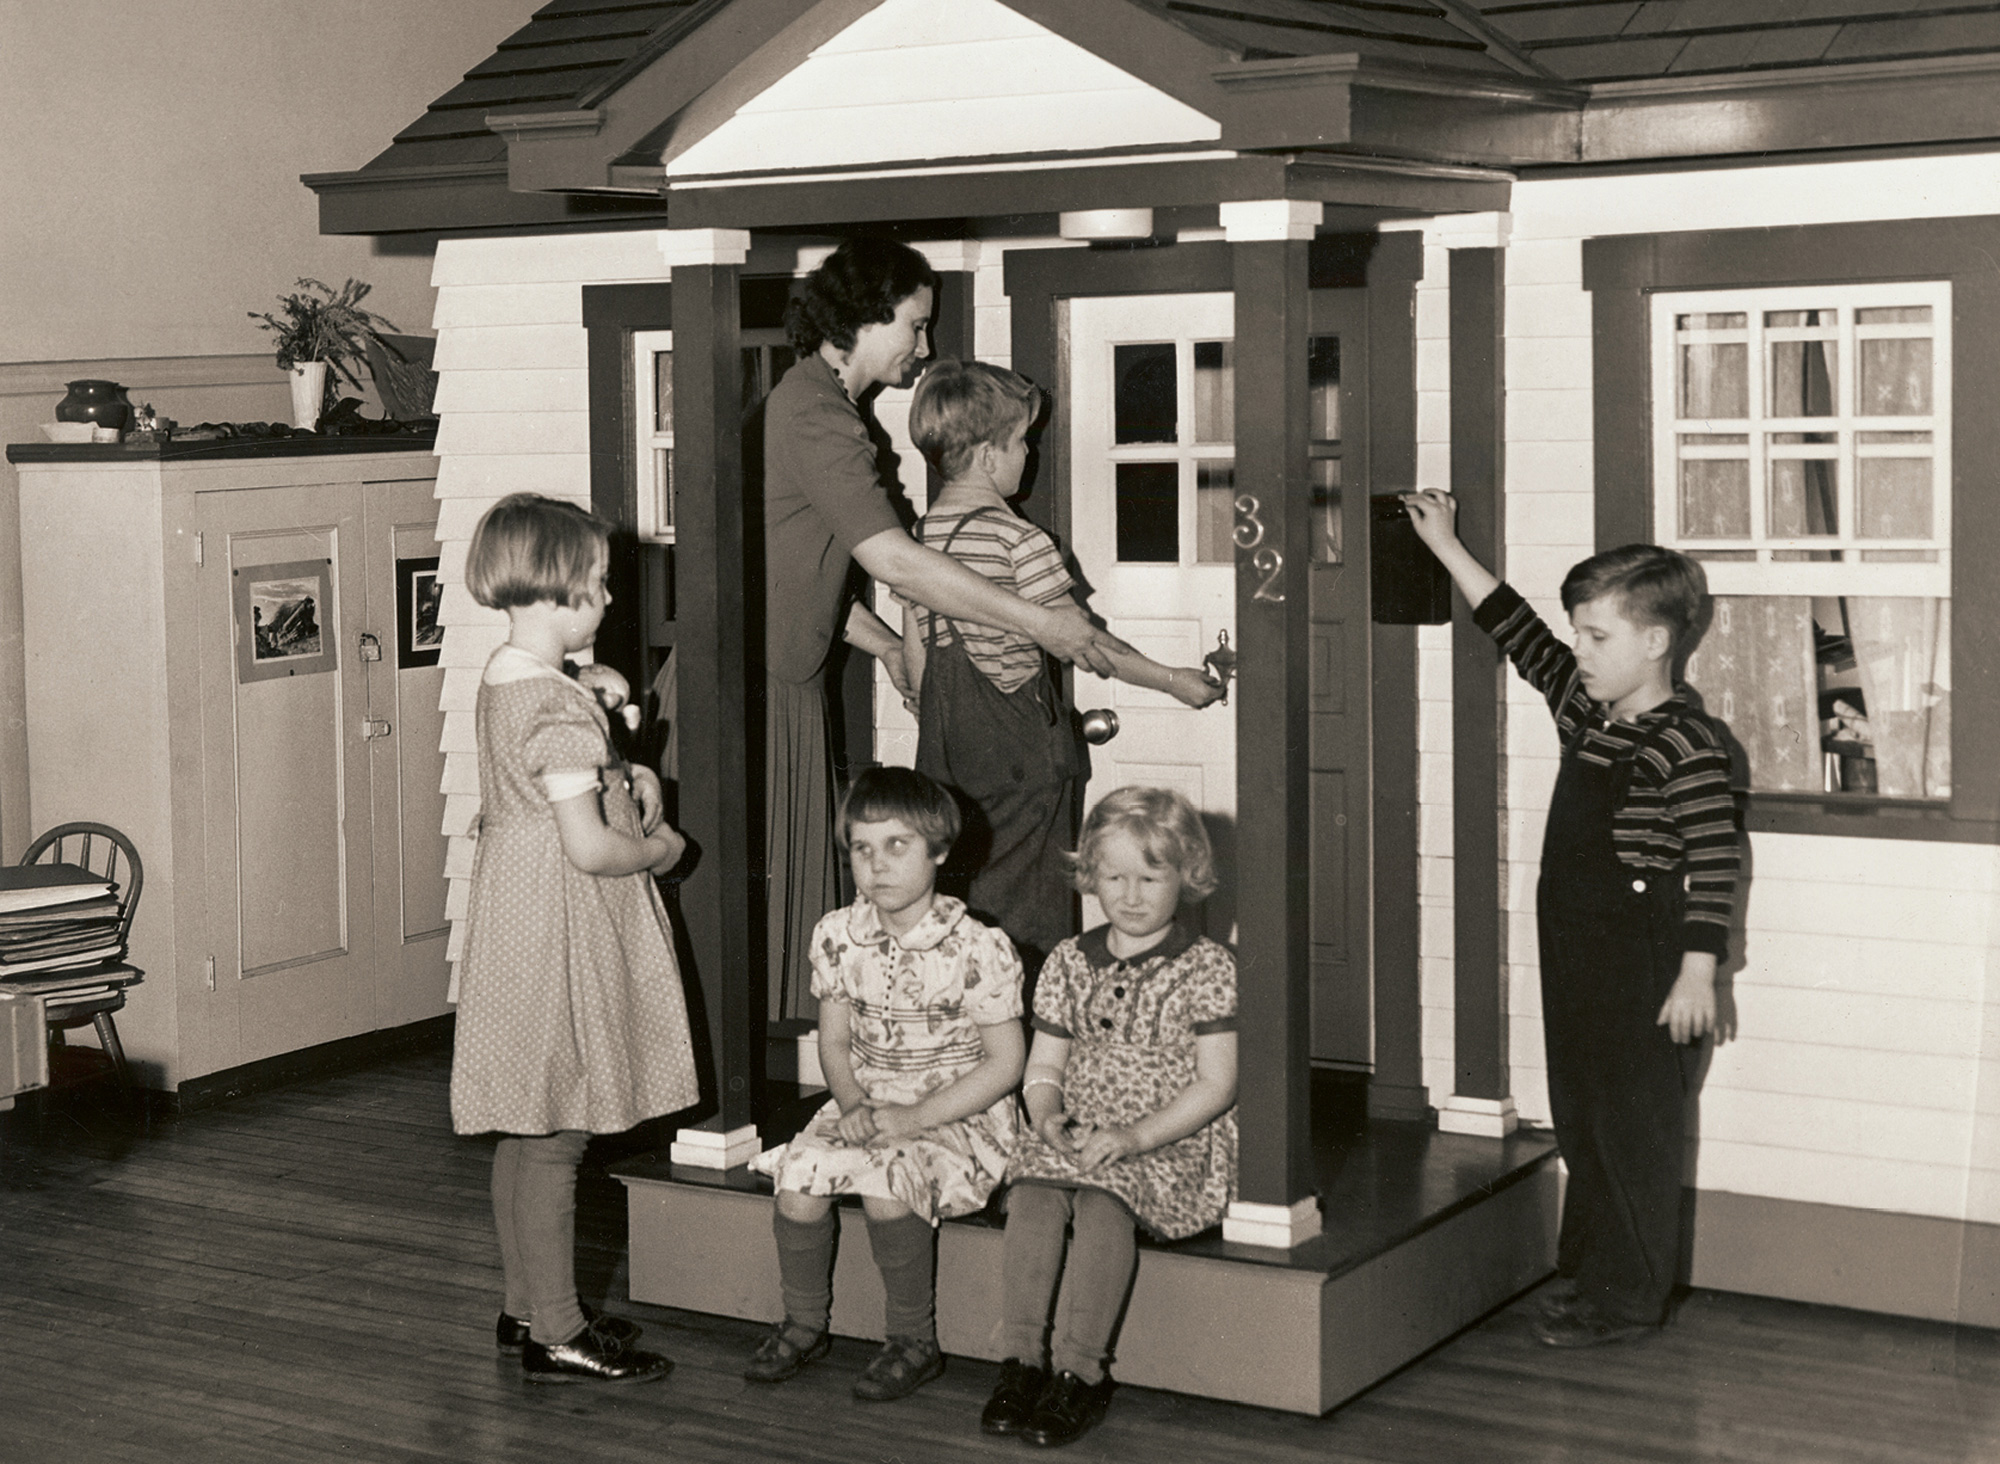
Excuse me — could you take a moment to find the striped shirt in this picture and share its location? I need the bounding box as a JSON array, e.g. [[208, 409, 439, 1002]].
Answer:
[[911, 503, 1074, 693], [1474, 583, 1740, 957]]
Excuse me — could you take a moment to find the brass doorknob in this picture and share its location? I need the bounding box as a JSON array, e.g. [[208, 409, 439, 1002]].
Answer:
[[1080, 708, 1120, 744]]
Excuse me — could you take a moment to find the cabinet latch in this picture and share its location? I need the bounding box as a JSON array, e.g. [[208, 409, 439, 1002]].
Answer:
[[362, 718, 393, 741], [358, 632, 382, 662]]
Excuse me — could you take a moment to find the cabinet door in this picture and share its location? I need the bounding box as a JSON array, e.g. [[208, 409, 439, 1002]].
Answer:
[[363, 477, 450, 1028], [198, 482, 375, 1065]]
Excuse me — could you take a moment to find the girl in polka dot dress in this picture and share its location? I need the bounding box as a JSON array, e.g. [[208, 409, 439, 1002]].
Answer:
[[981, 786, 1238, 1448], [451, 494, 699, 1386]]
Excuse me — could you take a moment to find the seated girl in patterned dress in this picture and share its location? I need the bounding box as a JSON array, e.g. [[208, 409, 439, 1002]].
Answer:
[[981, 786, 1239, 1448], [747, 767, 1027, 1401]]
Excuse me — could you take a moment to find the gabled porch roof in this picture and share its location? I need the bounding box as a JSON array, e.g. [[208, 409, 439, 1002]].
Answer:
[[308, 0, 2000, 236]]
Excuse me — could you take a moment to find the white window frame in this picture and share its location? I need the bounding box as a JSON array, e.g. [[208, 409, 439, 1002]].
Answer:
[[632, 328, 674, 544], [1649, 281, 1952, 600]]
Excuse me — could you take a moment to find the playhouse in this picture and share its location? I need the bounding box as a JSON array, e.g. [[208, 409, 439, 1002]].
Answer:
[[306, 0, 2000, 1412]]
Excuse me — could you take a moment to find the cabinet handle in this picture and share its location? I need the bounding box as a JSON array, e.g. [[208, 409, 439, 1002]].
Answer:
[[362, 718, 393, 741]]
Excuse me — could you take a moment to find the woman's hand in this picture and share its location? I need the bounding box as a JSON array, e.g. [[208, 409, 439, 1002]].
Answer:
[[866, 1103, 923, 1145], [1074, 1125, 1140, 1173], [836, 1104, 879, 1144], [1035, 603, 1129, 678]]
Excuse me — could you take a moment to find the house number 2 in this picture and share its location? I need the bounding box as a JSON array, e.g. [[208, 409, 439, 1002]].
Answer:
[[1233, 493, 1286, 603]]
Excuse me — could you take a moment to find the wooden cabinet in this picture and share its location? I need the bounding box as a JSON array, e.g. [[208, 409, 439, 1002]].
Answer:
[[8, 444, 448, 1090]]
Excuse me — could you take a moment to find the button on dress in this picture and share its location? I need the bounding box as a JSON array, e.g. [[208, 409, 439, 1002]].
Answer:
[[450, 646, 699, 1136]]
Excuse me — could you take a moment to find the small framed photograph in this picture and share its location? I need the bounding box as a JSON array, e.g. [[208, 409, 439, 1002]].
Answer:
[[234, 559, 336, 684], [397, 555, 444, 669]]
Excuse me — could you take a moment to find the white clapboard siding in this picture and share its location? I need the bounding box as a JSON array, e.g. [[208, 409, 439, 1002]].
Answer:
[[665, 0, 1218, 177], [426, 231, 678, 972], [432, 283, 584, 329], [1403, 149, 2000, 1233]]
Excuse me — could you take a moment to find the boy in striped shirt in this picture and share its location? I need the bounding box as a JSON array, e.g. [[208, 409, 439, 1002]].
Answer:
[[903, 361, 1221, 976], [1404, 487, 1739, 1349]]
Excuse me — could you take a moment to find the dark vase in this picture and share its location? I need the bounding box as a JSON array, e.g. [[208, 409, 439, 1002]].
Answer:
[[56, 379, 133, 430]]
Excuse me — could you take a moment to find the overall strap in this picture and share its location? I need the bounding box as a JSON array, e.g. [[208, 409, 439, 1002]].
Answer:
[[923, 506, 1014, 650]]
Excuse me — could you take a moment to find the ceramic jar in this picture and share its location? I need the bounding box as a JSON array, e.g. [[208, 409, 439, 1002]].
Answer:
[[55, 380, 133, 430]]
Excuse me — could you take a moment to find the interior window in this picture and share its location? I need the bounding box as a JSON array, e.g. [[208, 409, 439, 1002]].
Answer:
[[1651, 285, 1952, 799]]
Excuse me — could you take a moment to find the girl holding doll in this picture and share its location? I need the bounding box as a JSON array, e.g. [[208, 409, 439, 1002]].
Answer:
[[451, 493, 698, 1385], [984, 786, 1239, 1448]]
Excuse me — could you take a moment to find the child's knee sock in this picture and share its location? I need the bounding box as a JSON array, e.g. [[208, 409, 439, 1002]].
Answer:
[[772, 1207, 837, 1333], [513, 1130, 590, 1344], [1051, 1190, 1137, 1382], [998, 1183, 1072, 1363], [491, 1137, 530, 1320], [866, 1212, 938, 1342]]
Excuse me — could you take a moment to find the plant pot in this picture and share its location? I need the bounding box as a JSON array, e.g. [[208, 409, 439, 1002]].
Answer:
[[289, 361, 329, 430], [56, 379, 132, 430]]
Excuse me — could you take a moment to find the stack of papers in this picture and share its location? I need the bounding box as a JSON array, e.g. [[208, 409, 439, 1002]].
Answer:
[[0, 865, 123, 978]]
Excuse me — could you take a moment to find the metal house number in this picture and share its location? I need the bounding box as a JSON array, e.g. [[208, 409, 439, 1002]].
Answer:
[[1232, 493, 1286, 603]]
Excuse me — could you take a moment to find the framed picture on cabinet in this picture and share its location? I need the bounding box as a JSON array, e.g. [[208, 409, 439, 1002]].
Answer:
[[235, 558, 336, 684], [397, 555, 443, 669]]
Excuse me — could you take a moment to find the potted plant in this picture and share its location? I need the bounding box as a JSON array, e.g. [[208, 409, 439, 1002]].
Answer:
[[249, 278, 399, 430]]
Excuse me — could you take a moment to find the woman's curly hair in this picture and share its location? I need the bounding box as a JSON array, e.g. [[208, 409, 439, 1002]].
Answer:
[[785, 238, 940, 355]]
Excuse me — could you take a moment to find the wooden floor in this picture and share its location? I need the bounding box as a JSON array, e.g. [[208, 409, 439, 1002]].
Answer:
[[3, 1047, 1997, 1464]]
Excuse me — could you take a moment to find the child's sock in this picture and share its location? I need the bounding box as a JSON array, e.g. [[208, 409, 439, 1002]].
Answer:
[[772, 1208, 837, 1333], [998, 1182, 1071, 1362], [866, 1212, 938, 1341], [1050, 1189, 1136, 1382], [490, 1137, 531, 1321]]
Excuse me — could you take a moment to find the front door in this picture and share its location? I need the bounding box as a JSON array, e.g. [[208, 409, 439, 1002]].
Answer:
[[1066, 287, 1373, 1065], [1068, 292, 1239, 937]]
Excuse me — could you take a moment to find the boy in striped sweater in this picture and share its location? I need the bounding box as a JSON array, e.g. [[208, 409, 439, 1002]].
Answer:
[[1404, 487, 1739, 1348], [902, 361, 1222, 978]]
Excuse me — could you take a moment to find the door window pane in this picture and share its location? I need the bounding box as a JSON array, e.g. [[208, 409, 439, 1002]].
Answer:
[[1193, 341, 1233, 444], [1310, 458, 1343, 565], [1195, 460, 1233, 563], [1115, 462, 1178, 561], [1308, 336, 1341, 441], [1114, 343, 1176, 444]]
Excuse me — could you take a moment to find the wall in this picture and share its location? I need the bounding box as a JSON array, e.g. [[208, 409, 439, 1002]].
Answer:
[[0, 0, 536, 858], [1411, 152, 2000, 1322]]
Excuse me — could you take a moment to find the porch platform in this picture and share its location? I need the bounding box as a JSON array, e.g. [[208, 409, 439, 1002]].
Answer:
[[615, 1075, 1557, 1415]]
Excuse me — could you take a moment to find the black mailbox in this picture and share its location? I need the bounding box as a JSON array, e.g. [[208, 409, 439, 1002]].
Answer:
[[1370, 493, 1452, 625]]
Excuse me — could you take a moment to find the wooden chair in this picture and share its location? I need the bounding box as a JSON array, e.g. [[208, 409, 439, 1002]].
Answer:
[[17, 822, 144, 1088]]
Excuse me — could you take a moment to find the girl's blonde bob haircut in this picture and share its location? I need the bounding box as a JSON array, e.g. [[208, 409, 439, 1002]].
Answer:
[[465, 493, 612, 610], [1070, 786, 1219, 901]]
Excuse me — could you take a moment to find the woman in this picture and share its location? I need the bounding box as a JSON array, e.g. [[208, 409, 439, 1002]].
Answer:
[[760, 237, 1120, 1021]]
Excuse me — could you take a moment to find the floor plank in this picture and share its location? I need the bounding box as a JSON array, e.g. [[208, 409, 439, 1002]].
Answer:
[[2, 1049, 1996, 1464]]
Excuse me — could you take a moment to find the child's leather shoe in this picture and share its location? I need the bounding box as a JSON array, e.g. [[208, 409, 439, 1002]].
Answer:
[[851, 1334, 945, 1402], [980, 1357, 1049, 1435], [521, 1317, 671, 1384], [1023, 1369, 1114, 1447], [496, 1302, 641, 1355], [743, 1319, 832, 1383], [1532, 1302, 1656, 1348]]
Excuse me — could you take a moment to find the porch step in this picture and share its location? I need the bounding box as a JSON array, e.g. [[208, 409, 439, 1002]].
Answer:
[[613, 1116, 1559, 1415]]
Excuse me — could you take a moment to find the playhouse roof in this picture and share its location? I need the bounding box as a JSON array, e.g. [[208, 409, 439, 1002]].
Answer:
[[308, 0, 2000, 234]]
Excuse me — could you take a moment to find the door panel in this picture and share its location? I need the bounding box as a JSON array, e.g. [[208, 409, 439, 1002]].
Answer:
[[1068, 293, 1238, 941], [200, 486, 374, 1064], [367, 481, 451, 1028], [1305, 289, 1373, 1067]]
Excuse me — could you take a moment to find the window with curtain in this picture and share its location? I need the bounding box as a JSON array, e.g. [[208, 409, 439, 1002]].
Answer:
[[632, 328, 675, 544], [1650, 283, 1952, 799]]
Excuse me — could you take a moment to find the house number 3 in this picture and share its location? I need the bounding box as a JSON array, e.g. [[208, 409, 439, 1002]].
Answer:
[[1233, 493, 1287, 603]]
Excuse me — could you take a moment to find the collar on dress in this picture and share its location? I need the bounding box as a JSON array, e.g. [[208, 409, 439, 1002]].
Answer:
[[484, 643, 578, 688], [846, 893, 967, 953], [1078, 920, 1198, 971]]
